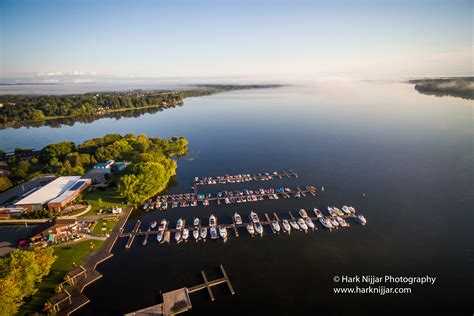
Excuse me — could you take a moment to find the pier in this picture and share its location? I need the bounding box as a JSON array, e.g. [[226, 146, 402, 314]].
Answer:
[[118, 208, 363, 249], [125, 265, 235, 316]]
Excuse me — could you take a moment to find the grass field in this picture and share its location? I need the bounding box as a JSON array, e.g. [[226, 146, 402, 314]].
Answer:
[[91, 219, 118, 236], [19, 239, 104, 314], [82, 184, 126, 216]]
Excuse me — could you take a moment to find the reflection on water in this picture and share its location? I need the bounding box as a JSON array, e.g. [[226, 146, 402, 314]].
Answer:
[[0, 80, 472, 314]]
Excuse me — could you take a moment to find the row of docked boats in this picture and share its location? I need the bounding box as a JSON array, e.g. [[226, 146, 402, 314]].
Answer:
[[149, 207, 367, 243], [194, 171, 294, 185]]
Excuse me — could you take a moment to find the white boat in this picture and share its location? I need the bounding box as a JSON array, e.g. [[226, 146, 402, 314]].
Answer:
[[176, 219, 184, 230], [298, 209, 308, 218], [305, 217, 315, 230], [271, 220, 281, 232], [330, 217, 339, 228], [282, 219, 291, 233], [297, 218, 308, 231], [250, 211, 260, 223], [193, 228, 200, 240], [210, 227, 219, 239], [357, 214, 367, 225], [319, 218, 334, 230], [209, 214, 217, 227], [334, 207, 345, 216], [313, 208, 323, 218], [254, 222, 263, 236], [290, 220, 300, 230], [342, 205, 352, 215], [219, 225, 228, 239], [157, 231, 164, 242], [182, 228, 189, 240], [200, 227, 207, 239], [175, 231, 182, 242], [233, 212, 243, 225], [158, 219, 167, 231], [336, 216, 348, 227], [150, 220, 157, 229], [246, 223, 255, 235], [193, 217, 200, 226], [349, 206, 356, 214], [327, 207, 337, 217]]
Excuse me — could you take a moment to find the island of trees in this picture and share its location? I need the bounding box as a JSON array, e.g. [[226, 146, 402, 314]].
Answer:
[[1, 134, 188, 206], [0, 84, 281, 129], [409, 77, 473, 100]]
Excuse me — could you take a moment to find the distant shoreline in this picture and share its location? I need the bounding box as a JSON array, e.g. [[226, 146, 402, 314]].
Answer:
[[0, 84, 283, 129], [409, 77, 473, 100]]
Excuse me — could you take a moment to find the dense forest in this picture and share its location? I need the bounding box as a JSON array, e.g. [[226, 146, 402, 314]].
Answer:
[[409, 77, 473, 100], [0, 134, 188, 201], [0, 84, 281, 128]]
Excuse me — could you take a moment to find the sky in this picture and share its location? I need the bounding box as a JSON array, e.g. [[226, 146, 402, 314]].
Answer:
[[0, 0, 472, 80]]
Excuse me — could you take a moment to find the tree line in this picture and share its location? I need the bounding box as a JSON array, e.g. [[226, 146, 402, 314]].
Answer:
[[0, 134, 188, 195]]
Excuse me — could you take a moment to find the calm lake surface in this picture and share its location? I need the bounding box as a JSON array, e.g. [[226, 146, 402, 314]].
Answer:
[[1, 81, 472, 314]]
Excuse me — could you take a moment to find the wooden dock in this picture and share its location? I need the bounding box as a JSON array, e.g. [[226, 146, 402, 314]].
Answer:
[[264, 213, 275, 233], [125, 220, 141, 249]]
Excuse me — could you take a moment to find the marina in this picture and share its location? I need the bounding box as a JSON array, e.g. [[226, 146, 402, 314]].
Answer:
[[150, 185, 317, 210], [193, 170, 298, 186], [120, 207, 366, 248]]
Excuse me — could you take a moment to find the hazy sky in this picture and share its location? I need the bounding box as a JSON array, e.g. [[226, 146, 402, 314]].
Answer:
[[0, 0, 472, 79]]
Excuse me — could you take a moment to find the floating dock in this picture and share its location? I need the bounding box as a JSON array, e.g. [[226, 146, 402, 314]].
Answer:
[[119, 209, 363, 249]]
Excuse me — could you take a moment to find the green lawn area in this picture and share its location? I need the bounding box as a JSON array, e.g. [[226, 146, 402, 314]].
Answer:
[[19, 239, 104, 315], [82, 184, 126, 216], [91, 219, 118, 236]]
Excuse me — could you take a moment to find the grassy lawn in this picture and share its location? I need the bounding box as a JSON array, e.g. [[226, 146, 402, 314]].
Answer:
[[91, 219, 118, 236], [19, 240, 104, 315], [82, 184, 126, 216]]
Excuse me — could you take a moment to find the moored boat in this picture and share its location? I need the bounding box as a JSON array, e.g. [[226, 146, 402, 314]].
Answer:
[[200, 227, 208, 239], [250, 211, 260, 223], [219, 225, 228, 239], [334, 207, 345, 216], [313, 208, 323, 218], [336, 216, 348, 227], [193, 228, 199, 240], [150, 220, 157, 229], [319, 218, 334, 230], [210, 227, 219, 239], [175, 231, 182, 242], [282, 219, 291, 233], [357, 214, 367, 225], [254, 222, 263, 236], [246, 223, 255, 235], [193, 217, 200, 226], [209, 214, 217, 227], [305, 217, 315, 230], [327, 207, 337, 217], [271, 220, 281, 232], [330, 217, 339, 228], [158, 219, 167, 231], [233, 212, 243, 225], [182, 228, 189, 241], [297, 218, 308, 231], [342, 205, 352, 215], [157, 230, 164, 242], [298, 208, 308, 218], [176, 218, 184, 230], [290, 220, 300, 230]]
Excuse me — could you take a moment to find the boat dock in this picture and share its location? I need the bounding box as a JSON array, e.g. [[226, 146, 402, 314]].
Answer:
[[125, 265, 235, 316], [119, 209, 362, 249], [125, 220, 141, 249], [194, 170, 298, 188], [155, 185, 317, 209]]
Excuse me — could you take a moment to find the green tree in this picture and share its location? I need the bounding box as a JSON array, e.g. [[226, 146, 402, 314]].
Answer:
[[0, 176, 12, 192], [0, 247, 56, 315]]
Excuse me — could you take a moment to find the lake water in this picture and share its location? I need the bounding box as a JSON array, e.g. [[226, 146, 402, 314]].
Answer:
[[1, 80, 472, 314]]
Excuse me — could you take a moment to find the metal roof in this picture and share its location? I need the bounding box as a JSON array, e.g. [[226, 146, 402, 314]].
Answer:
[[15, 176, 81, 206]]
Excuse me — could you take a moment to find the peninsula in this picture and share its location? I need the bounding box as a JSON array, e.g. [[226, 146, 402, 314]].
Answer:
[[0, 84, 281, 129]]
